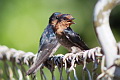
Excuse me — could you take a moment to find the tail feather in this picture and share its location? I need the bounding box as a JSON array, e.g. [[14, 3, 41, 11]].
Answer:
[[26, 50, 50, 75], [26, 42, 60, 75], [26, 47, 55, 75]]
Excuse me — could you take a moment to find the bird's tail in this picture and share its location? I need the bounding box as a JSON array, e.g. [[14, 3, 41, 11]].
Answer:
[[26, 50, 52, 75], [26, 62, 42, 75], [26, 43, 60, 75]]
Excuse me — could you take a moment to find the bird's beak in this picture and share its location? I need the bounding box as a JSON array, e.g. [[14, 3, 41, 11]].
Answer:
[[67, 18, 75, 24], [70, 18, 75, 20]]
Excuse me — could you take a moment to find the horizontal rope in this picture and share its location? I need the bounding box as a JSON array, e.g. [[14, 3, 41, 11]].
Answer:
[[0, 45, 103, 80], [0, 45, 103, 68], [1, 44, 120, 80]]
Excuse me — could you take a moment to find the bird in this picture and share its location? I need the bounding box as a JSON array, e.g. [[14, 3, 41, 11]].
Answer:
[[52, 14, 89, 53], [26, 12, 62, 75]]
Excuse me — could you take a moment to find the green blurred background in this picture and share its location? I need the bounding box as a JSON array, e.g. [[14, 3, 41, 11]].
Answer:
[[0, 0, 120, 80]]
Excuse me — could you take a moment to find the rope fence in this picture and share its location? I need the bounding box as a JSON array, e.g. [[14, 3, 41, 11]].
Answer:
[[0, 42, 120, 80], [0, 45, 103, 80]]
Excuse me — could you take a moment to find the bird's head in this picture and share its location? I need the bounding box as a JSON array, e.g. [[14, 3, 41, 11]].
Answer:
[[49, 12, 62, 25], [58, 14, 75, 26], [53, 14, 75, 35]]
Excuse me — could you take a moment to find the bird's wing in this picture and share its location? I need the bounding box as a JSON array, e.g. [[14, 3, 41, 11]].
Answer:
[[27, 41, 59, 75], [63, 27, 89, 50], [26, 25, 60, 75]]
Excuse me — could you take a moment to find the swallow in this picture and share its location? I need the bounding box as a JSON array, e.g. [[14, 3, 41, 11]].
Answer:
[[52, 14, 89, 53], [26, 12, 62, 75]]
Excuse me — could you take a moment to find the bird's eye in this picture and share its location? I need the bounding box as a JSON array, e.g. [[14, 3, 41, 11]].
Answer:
[[56, 17, 58, 19], [63, 17, 68, 20]]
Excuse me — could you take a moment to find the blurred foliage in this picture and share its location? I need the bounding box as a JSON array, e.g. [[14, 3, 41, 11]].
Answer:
[[0, 0, 120, 80], [110, 5, 120, 42]]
